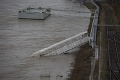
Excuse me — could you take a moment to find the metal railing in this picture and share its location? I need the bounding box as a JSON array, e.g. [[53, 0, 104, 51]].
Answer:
[[89, 0, 100, 47], [89, 1, 100, 80]]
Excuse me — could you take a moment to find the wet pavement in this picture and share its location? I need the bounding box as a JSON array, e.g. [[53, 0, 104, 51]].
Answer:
[[0, 0, 91, 80]]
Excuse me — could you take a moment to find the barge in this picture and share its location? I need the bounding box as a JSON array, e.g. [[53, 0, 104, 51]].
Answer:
[[18, 7, 51, 20]]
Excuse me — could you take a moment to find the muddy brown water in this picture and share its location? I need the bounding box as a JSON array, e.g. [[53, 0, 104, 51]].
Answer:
[[0, 0, 91, 80]]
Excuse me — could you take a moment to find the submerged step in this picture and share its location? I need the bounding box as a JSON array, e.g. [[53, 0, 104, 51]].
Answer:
[[31, 31, 91, 57]]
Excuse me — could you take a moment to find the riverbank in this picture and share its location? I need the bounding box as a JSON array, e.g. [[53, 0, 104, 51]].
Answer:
[[68, 43, 93, 80], [68, 2, 96, 80]]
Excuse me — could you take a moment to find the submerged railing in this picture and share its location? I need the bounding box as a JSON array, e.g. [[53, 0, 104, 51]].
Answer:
[[31, 31, 90, 57]]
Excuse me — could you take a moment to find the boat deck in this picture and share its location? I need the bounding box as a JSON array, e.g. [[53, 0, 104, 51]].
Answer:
[[21, 7, 50, 13]]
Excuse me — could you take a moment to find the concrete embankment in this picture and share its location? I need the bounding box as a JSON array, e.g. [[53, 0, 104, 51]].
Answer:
[[68, 43, 93, 80]]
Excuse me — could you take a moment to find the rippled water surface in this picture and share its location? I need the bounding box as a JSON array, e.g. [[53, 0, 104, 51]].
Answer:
[[0, 0, 91, 80]]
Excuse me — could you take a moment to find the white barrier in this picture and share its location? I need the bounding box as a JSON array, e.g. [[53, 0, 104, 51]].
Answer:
[[31, 31, 90, 57]]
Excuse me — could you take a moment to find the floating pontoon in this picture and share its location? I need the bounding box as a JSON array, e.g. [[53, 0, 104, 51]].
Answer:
[[18, 7, 51, 20]]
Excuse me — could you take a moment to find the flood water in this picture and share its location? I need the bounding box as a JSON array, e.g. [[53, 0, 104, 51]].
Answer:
[[0, 0, 91, 80]]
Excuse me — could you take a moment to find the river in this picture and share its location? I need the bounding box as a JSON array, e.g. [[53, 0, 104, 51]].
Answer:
[[0, 0, 91, 80]]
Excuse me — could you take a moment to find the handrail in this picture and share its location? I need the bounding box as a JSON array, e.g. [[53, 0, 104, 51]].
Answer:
[[90, 0, 100, 47], [89, 1, 100, 80]]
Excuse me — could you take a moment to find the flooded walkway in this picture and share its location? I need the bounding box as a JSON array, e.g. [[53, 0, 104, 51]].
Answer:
[[0, 0, 91, 80]]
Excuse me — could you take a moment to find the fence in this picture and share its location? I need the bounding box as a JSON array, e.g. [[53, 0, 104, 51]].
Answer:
[[89, 0, 100, 48], [89, 1, 100, 80]]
